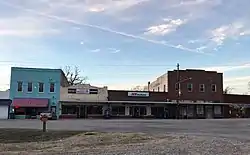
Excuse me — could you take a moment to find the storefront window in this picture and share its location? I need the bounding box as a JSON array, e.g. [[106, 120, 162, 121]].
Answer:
[[87, 106, 102, 114], [214, 106, 222, 115], [62, 105, 77, 114], [197, 105, 204, 115], [112, 106, 125, 115], [139, 107, 146, 115], [15, 108, 25, 115], [187, 105, 194, 117]]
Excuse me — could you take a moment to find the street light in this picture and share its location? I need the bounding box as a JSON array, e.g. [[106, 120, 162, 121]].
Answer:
[[176, 77, 192, 119]]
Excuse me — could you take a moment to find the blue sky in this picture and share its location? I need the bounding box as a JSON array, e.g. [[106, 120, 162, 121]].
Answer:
[[0, 0, 250, 94]]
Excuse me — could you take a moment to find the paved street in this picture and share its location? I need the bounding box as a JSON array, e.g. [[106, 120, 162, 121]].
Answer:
[[1, 119, 250, 140]]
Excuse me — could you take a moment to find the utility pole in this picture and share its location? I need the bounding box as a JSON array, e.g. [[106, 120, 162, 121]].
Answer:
[[176, 63, 180, 119]]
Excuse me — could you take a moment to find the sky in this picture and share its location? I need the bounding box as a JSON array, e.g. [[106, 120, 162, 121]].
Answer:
[[0, 0, 250, 94]]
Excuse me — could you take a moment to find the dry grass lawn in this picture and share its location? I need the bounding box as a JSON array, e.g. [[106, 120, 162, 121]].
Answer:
[[0, 129, 159, 154]]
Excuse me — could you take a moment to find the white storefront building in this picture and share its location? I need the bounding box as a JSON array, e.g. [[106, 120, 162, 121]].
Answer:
[[59, 84, 108, 118]]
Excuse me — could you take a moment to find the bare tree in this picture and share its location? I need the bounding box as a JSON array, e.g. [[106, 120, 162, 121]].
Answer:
[[223, 86, 234, 94], [131, 85, 146, 91], [63, 66, 88, 86]]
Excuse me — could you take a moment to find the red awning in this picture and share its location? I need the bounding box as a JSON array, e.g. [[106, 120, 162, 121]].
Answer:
[[12, 98, 49, 108]]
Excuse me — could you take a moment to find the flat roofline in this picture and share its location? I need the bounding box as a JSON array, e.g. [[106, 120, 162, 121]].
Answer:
[[169, 69, 221, 73], [11, 67, 62, 72], [108, 90, 168, 93], [60, 100, 234, 105]]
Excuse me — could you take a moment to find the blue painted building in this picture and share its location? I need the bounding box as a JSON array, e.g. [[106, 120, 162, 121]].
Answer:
[[9, 67, 68, 119]]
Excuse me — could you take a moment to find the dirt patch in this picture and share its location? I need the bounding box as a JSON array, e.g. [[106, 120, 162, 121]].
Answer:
[[0, 128, 83, 143], [0, 129, 159, 154]]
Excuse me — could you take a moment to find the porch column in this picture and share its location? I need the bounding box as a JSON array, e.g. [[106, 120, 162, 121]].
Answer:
[[78, 105, 81, 118], [102, 104, 108, 115], [146, 105, 151, 116], [125, 105, 130, 116]]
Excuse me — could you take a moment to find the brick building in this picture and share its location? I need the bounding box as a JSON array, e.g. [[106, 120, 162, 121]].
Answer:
[[144, 69, 228, 119], [148, 69, 223, 102], [108, 90, 173, 118], [167, 69, 223, 103]]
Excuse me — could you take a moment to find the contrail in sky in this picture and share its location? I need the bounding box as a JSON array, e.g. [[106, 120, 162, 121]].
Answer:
[[1, 0, 210, 55]]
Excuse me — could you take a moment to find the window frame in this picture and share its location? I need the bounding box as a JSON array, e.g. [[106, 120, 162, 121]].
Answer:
[[27, 82, 33, 93], [68, 88, 76, 94], [17, 81, 23, 92], [214, 105, 222, 115], [199, 84, 205, 92], [89, 88, 98, 94], [187, 83, 193, 92], [211, 84, 217, 92], [196, 105, 204, 115], [50, 82, 55, 93], [175, 83, 179, 91], [38, 82, 44, 93]]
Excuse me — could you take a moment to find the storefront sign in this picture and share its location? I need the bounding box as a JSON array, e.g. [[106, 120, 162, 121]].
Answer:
[[76, 89, 89, 94], [128, 92, 149, 97]]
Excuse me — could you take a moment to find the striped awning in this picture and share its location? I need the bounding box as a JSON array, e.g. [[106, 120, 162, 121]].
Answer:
[[12, 98, 49, 108]]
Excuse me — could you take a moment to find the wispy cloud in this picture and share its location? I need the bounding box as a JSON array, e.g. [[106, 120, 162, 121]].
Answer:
[[196, 46, 207, 52], [1, 1, 204, 54], [188, 39, 202, 44], [199, 63, 250, 72], [172, 0, 212, 7], [44, 0, 149, 14], [108, 48, 121, 53], [91, 49, 101, 53], [210, 22, 250, 45], [85, 0, 149, 13], [145, 19, 187, 36], [0, 17, 59, 37]]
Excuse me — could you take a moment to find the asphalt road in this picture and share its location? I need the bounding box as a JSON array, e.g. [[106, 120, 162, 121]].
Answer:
[[1, 119, 250, 140]]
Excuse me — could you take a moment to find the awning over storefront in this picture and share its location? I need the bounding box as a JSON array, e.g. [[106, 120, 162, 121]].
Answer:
[[60, 100, 234, 105], [12, 98, 49, 108], [0, 99, 12, 106]]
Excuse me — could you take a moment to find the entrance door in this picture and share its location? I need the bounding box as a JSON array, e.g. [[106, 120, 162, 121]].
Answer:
[[206, 105, 213, 119], [51, 106, 57, 119], [0, 106, 8, 119], [79, 105, 87, 118], [132, 107, 140, 118]]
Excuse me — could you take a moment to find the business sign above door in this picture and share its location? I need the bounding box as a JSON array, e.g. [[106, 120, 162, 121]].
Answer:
[[128, 92, 149, 97]]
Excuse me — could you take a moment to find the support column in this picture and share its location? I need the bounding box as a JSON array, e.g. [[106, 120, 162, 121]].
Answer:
[[146, 105, 151, 116], [78, 106, 81, 118], [102, 104, 108, 115], [125, 105, 130, 116]]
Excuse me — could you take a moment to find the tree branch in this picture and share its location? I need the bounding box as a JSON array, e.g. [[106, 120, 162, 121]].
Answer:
[[63, 66, 87, 86]]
